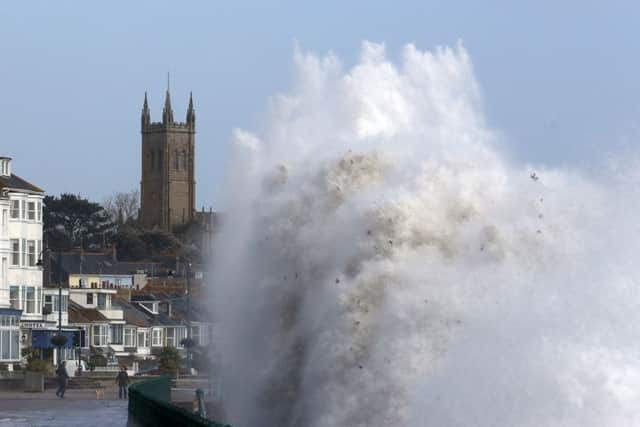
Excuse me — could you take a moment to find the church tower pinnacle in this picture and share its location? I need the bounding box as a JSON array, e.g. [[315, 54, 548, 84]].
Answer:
[[162, 89, 174, 124], [141, 92, 150, 129], [186, 92, 195, 127]]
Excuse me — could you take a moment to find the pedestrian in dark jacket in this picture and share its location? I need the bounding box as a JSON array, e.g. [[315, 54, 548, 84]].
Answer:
[[55, 361, 69, 398], [116, 366, 130, 399]]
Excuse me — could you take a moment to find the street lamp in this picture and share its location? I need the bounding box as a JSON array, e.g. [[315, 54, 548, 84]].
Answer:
[[49, 225, 67, 364], [186, 260, 193, 374]]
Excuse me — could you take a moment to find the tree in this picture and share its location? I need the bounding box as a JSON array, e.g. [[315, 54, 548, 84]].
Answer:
[[158, 346, 181, 377], [103, 190, 139, 225], [44, 194, 116, 251], [114, 227, 149, 261]]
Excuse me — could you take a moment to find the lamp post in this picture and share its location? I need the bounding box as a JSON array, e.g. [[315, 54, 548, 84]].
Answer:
[[186, 260, 192, 374], [50, 225, 67, 365]]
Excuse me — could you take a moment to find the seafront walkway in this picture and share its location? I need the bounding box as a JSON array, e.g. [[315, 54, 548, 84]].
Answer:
[[0, 386, 129, 427]]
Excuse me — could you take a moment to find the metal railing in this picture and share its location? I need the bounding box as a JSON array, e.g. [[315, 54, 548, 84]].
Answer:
[[128, 375, 229, 427]]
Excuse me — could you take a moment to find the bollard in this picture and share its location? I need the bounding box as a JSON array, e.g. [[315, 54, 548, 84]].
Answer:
[[195, 388, 207, 418]]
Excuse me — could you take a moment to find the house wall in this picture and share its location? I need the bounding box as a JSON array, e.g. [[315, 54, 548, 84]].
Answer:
[[3, 191, 44, 321]]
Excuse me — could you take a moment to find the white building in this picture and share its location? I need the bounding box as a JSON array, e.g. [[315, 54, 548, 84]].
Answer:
[[0, 156, 45, 365]]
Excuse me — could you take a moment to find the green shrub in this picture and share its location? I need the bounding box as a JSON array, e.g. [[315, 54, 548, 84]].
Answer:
[[158, 346, 181, 377]]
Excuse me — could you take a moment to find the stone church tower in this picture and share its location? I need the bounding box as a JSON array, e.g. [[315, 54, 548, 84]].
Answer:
[[139, 90, 196, 231]]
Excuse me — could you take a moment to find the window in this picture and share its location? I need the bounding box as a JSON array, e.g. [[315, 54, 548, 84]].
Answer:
[[10, 240, 19, 266], [10, 200, 19, 219], [27, 202, 35, 220], [36, 201, 42, 222], [173, 150, 179, 169], [9, 287, 19, 309], [86, 293, 93, 305], [27, 240, 36, 266], [152, 328, 163, 346], [191, 326, 201, 346], [137, 330, 149, 348], [97, 293, 106, 309], [21, 239, 26, 266], [150, 150, 155, 170], [157, 150, 163, 169], [79, 326, 89, 348], [92, 325, 109, 346], [0, 317, 20, 361], [25, 287, 35, 314], [124, 328, 136, 347], [110, 325, 123, 345], [166, 328, 175, 347], [45, 294, 68, 312], [176, 327, 186, 347], [181, 151, 187, 170], [21, 200, 25, 219]]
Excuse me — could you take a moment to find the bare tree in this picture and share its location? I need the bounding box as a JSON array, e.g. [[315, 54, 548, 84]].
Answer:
[[103, 189, 140, 225]]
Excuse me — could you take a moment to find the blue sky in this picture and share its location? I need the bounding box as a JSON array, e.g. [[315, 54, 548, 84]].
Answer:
[[1, 1, 638, 208]]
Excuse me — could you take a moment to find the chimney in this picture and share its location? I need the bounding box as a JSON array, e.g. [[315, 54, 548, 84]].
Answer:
[[0, 157, 12, 177]]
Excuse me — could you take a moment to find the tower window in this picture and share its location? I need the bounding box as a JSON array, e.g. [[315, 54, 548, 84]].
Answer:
[[173, 150, 179, 170], [181, 150, 187, 170], [157, 150, 163, 170], [150, 151, 155, 170]]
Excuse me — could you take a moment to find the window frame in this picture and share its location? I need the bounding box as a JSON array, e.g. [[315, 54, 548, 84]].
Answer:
[[9, 200, 19, 219]]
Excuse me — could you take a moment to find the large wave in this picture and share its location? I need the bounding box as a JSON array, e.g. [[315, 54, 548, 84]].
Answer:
[[210, 41, 640, 427]]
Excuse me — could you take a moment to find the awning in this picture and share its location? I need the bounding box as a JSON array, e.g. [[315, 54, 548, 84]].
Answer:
[[31, 330, 77, 349], [0, 308, 22, 317]]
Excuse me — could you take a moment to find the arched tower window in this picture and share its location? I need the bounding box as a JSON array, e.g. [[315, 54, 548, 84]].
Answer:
[[181, 150, 187, 170], [150, 151, 155, 170], [173, 150, 179, 170]]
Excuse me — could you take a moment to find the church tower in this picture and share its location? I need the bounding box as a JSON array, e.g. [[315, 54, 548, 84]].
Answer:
[[140, 89, 196, 231]]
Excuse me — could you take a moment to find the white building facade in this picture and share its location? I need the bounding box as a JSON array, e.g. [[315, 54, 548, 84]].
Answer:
[[0, 156, 45, 364]]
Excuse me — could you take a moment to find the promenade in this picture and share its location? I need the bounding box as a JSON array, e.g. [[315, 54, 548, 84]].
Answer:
[[0, 387, 129, 427]]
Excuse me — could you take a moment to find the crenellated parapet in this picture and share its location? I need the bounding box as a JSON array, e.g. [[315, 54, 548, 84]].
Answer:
[[140, 91, 195, 133]]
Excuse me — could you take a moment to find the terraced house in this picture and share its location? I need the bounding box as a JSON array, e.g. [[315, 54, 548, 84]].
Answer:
[[49, 253, 213, 373], [0, 156, 45, 367]]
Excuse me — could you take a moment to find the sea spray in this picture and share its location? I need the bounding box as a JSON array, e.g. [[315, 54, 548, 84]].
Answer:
[[210, 41, 640, 426]]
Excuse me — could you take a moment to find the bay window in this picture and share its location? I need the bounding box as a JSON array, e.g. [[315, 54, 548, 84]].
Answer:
[[124, 328, 136, 347], [9, 287, 18, 309], [27, 240, 36, 266], [25, 287, 35, 313], [10, 240, 19, 266], [92, 325, 109, 346], [137, 330, 149, 348], [27, 201, 35, 220], [152, 328, 163, 346], [10, 200, 19, 219], [0, 315, 20, 361], [166, 328, 175, 347], [110, 325, 123, 345]]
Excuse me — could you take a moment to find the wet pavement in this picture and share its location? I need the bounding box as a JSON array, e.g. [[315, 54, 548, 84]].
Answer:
[[0, 389, 129, 427]]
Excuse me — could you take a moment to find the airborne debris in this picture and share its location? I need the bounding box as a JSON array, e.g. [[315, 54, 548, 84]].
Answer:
[[335, 278, 340, 284], [530, 172, 539, 181]]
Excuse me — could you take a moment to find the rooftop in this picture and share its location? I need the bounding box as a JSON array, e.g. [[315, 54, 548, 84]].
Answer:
[[0, 173, 44, 194]]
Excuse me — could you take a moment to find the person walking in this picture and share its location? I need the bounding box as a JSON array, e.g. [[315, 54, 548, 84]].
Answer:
[[115, 366, 130, 399], [55, 361, 69, 398]]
